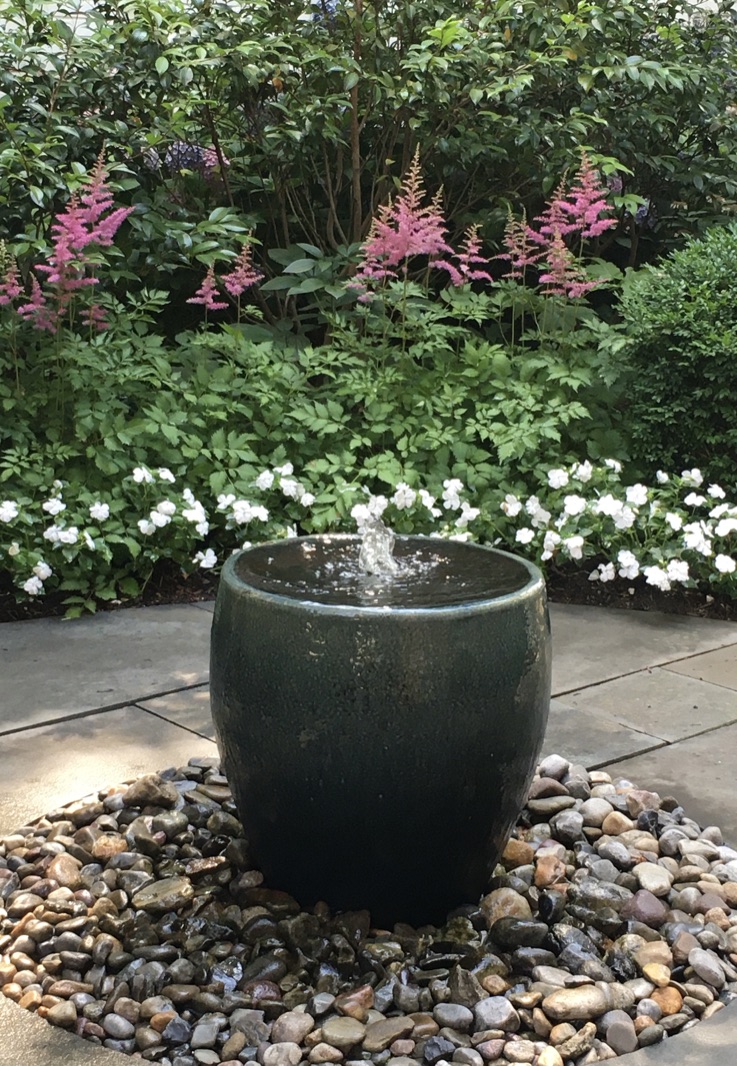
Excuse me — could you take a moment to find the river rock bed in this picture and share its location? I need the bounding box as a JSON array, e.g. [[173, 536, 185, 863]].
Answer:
[[1, 755, 737, 1066]]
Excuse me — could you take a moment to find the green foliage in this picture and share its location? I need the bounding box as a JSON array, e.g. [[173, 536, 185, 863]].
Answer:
[[2, 0, 737, 328], [619, 223, 737, 486]]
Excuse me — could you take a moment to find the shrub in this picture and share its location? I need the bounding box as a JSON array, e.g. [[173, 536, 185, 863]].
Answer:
[[619, 223, 737, 487]]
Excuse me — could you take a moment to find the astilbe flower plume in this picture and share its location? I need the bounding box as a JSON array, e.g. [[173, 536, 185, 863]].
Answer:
[[187, 264, 228, 311], [497, 211, 544, 279], [221, 240, 263, 298], [18, 153, 134, 331], [349, 149, 455, 299], [434, 224, 493, 286], [0, 258, 22, 306]]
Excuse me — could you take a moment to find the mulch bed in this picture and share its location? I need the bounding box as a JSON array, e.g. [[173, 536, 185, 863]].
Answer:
[[2, 556, 737, 624]]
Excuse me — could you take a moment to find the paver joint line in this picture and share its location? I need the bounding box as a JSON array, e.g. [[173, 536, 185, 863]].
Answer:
[[133, 703, 217, 743], [0, 680, 211, 739]]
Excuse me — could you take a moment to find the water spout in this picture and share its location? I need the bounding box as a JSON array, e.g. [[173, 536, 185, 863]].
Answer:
[[358, 517, 399, 576]]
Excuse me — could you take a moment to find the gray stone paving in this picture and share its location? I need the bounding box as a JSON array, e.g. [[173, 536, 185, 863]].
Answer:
[[1, 598, 737, 1064]]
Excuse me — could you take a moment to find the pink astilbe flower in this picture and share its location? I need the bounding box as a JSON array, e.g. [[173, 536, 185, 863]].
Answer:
[[350, 149, 455, 298], [17, 275, 56, 332], [497, 211, 544, 279], [532, 178, 580, 244], [221, 240, 263, 298], [27, 153, 134, 330], [560, 153, 618, 240], [187, 264, 228, 311], [82, 302, 109, 332], [435, 224, 493, 286], [538, 233, 599, 300], [0, 260, 22, 306]]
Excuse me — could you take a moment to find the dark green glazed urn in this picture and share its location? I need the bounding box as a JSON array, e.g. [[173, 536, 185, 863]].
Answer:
[[210, 534, 551, 927]]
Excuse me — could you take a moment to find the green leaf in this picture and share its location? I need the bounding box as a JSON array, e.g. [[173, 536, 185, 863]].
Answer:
[[344, 71, 359, 91], [283, 259, 317, 274], [155, 56, 169, 75]]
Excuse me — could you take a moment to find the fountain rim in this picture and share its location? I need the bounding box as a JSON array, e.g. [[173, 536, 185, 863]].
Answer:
[[220, 532, 546, 616]]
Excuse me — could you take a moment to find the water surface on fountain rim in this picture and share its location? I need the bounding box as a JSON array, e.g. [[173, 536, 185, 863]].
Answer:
[[233, 535, 532, 609]]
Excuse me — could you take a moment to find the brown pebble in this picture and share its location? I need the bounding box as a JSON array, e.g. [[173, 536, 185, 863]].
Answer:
[[534, 853, 567, 888], [651, 987, 683, 1016], [480, 975, 509, 995], [601, 811, 635, 835], [408, 1013, 439, 1039], [634, 1016, 656, 1034], [642, 963, 672, 987], [475, 1039, 505, 1061], [334, 984, 374, 1022], [308, 1042, 344, 1063], [150, 1010, 177, 1032], [502, 838, 535, 868], [390, 1040, 415, 1056]]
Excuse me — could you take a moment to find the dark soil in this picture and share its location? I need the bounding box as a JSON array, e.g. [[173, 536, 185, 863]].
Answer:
[[2, 556, 737, 624]]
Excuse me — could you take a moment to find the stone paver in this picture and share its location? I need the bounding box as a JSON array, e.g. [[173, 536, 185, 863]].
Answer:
[[0, 705, 216, 835], [559, 668, 737, 743], [665, 644, 737, 691], [137, 684, 215, 739], [603, 720, 737, 846], [0, 604, 212, 733], [550, 604, 737, 694], [543, 699, 664, 768], [0, 994, 131, 1066]]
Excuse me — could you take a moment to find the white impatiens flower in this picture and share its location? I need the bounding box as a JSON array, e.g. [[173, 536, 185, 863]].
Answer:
[[442, 478, 464, 509], [138, 518, 156, 535], [285, 524, 298, 538], [563, 535, 585, 560], [182, 488, 196, 505], [455, 501, 480, 528], [255, 470, 275, 490], [392, 483, 416, 510], [710, 504, 731, 519], [683, 521, 713, 556], [715, 517, 737, 537], [525, 495, 542, 516], [82, 531, 95, 550], [193, 548, 217, 569], [681, 468, 703, 487], [644, 566, 671, 591], [8, 541, 20, 556], [57, 527, 78, 545], [589, 562, 616, 583], [563, 495, 587, 517], [666, 559, 689, 584], [42, 498, 66, 516], [593, 494, 623, 518], [133, 466, 154, 484], [33, 561, 52, 580], [617, 550, 640, 580], [604, 458, 622, 473], [23, 575, 44, 596], [182, 499, 208, 526], [419, 489, 441, 518], [625, 484, 648, 507], [280, 477, 303, 499], [547, 468, 569, 489], [157, 468, 176, 483], [613, 506, 636, 531], [715, 554, 736, 574], [43, 525, 61, 543], [530, 507, 552, 530], [251, 505, 269, 523], [656, 470, 670, 484], [515, 528, 535, 545], [150, 511, 171, 528], [572, 460, 593, 482], [708, 484, 726, 499], [274, 462, 294, 477], [684, 493, 706, 507], [665, 512, 683, 532], [89, 501, 110, 522], [0, 500, 19, 523], [351, 503, 371, 530], [232, 500, 257, 525], [156, 500, 177, 516], [541, 530, 561, 561], [217, 494, 236, 511], [300, 492, 315, 507], [501, 493, 522, 517], [367, 494, 389, 518]]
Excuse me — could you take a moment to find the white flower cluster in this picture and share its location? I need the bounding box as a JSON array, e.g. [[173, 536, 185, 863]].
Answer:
[[501, 463, 737, 592]]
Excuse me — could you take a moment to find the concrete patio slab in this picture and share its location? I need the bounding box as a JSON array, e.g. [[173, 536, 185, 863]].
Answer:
[[137, 683, 215, 739], [0, 705, 216, 836], [603, 720, 737, 846], [560, 667, 737, 743], [543, 699, 665, 769], [0, 995, 131, 1066], [0, 604, 212, 734], [549, 603, 737, 694], [665, 643, 737, 691]]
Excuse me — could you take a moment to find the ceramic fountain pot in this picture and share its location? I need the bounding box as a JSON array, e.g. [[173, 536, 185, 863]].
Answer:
[[210, 534, 551, 926]]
